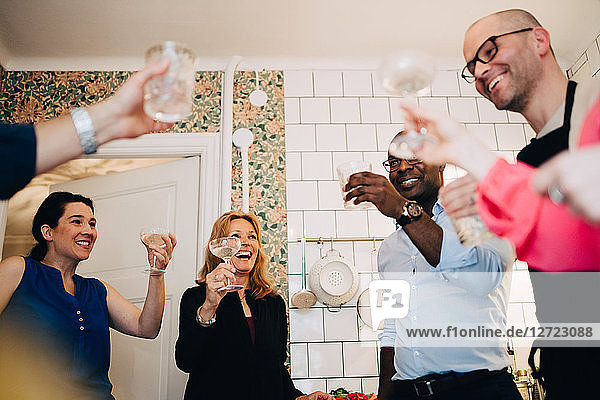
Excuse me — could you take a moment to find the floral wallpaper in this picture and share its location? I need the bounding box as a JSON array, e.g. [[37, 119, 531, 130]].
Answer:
[[0, 68, 289, 297]]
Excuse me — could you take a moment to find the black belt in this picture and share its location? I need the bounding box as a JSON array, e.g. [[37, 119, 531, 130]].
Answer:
[[393, 367, 507, 398]]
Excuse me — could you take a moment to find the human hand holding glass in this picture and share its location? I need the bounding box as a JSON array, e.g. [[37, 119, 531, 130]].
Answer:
[[143, 41, 198, 122], [209, 236, 245, 291], [398, 103, 498, 246], [336, 160, 374, 210], [140, 227, 170, 274]]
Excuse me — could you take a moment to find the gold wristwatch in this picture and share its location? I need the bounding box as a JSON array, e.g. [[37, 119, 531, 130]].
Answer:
[[396, 201, 423, 226]]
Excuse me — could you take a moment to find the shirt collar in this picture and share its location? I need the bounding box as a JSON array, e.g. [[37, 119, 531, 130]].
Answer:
[[537, 102, 565, 139], [432, 200, 444, 218]]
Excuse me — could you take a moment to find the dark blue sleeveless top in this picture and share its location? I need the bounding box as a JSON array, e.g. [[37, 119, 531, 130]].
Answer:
[[0, 257, 113, 399]]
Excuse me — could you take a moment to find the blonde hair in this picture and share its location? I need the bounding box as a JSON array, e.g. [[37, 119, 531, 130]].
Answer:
[[197, 211, 275, 299]]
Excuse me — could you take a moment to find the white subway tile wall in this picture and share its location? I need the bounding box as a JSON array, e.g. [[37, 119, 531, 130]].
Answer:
[[285, 98, 300, 124], [286, 152, 302, 181], [314, 71, 343, 97], [330, 98, 361, 123], [448, 97, 479, 123], [343, 71, 373, 97], [346, 125, 378, 151], [465, 124, 498, 150], [418, 97, 449, 115], [301, 152, 333, 180], [476, 98, 508, 123], [287, 181, 319, 210], [286, 124, 316, 152], [376, 124, 404, 151], [303, 211, 336, 238], [287, 211, 303, 241], [318, 180, 345, 210], [343, 342, 379, 377], [290, 308, 325, 342], [283, 67, 562, 393], [566, 32, 600, 79], [324, 308, 359, 341], [587, 39, 600, 76], [336, 210, 369, 238], [291, 343, 309, 378], [431, 70, 460, 96], [316, 125, 347, 151], [293, 379, 327, 393], [308, 343, 344, 377], [495, 124, 526, 150], [301, 98, 331, 123], [359, 98, 391, 123], [285, 70, 314, 97], [363, 151, 388, 176]]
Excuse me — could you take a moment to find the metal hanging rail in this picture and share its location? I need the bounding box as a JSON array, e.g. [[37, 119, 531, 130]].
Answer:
[[291, 236, 387, 243]]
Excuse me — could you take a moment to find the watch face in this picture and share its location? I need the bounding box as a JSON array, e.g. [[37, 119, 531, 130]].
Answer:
[[406, 202, 422, 218]]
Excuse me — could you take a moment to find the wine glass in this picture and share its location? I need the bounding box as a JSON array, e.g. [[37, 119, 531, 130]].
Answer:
[[140, 227, 169, 273], [377, 50, 436, 157], [209, 236, 244, 292]]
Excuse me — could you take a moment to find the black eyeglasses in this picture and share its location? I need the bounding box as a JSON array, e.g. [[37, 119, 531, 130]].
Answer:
[[461, 27, 534, 83], [382, 158, 422, 172]]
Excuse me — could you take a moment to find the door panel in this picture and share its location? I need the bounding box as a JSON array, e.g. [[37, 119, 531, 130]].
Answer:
[[52, 156, 200, 400]]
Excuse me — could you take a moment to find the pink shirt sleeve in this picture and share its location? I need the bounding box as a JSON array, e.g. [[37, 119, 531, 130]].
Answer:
[[476, 159, 600, 271]]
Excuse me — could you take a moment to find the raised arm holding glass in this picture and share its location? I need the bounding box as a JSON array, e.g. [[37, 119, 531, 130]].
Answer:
[[0, 191, 176, 399], [397, 9, 600, 398], [175, 211, 332, 400]]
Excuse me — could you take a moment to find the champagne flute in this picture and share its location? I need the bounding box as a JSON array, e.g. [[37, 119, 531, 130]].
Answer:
[[377, 50, 437, 157], [209, 236, 244, 291], [140, 227, 168, 273]]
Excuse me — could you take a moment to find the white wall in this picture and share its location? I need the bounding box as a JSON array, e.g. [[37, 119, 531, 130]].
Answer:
[[566, 31, 600, 81], [284, 68, 537, 393]]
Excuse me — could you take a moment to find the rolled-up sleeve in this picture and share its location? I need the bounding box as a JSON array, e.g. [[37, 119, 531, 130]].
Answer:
[[436, 212, 515, 296], [379, 318, 397, 348]]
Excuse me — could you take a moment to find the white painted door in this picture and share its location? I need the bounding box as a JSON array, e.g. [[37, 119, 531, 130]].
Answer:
[[51, 156, 200, 400]]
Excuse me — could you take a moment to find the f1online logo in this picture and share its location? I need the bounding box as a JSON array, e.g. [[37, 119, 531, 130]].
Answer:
[[368, 280, 410, 331]]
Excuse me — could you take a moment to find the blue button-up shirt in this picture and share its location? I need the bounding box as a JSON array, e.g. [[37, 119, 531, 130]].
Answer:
[[378, 201, 515, 380]]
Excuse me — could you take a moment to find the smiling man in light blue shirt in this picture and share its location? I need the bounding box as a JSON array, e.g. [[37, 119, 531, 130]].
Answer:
[[345, 131, 520, 400]]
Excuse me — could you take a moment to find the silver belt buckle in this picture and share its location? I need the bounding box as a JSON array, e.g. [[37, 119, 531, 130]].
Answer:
[[414, 380, 434, 397]]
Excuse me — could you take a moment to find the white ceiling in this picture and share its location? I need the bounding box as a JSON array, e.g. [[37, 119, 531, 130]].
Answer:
[[0, 0, 599, 71]]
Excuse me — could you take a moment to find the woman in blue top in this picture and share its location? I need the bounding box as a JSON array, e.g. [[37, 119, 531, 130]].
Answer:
[[0, 191, 177, 399]]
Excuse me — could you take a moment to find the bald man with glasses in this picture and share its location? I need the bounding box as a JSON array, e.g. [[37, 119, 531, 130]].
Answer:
[[459, 9, 600, 399]]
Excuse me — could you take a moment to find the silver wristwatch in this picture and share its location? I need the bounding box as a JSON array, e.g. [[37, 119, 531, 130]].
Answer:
[[70, 107, 98, 154]]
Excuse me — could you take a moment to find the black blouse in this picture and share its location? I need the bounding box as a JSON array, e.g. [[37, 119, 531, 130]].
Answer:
[[175, 283, 303, 400]]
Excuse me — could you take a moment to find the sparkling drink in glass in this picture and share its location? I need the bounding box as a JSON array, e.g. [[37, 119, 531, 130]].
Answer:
[[336, 160, 374, 210], [144, 41, 198, 122], [140, 227, 168, 273], [377, 50, 437, 157], [378, 50, 435, 97], [209, 236, 244, 291], [450, 214, 495, 246]]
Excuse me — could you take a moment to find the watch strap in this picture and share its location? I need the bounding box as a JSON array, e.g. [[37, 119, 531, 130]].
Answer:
[[396, 214, 413, 227]]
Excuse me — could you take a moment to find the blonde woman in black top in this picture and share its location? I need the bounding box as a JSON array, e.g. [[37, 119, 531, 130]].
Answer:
[[175, 211, 332, 400]]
